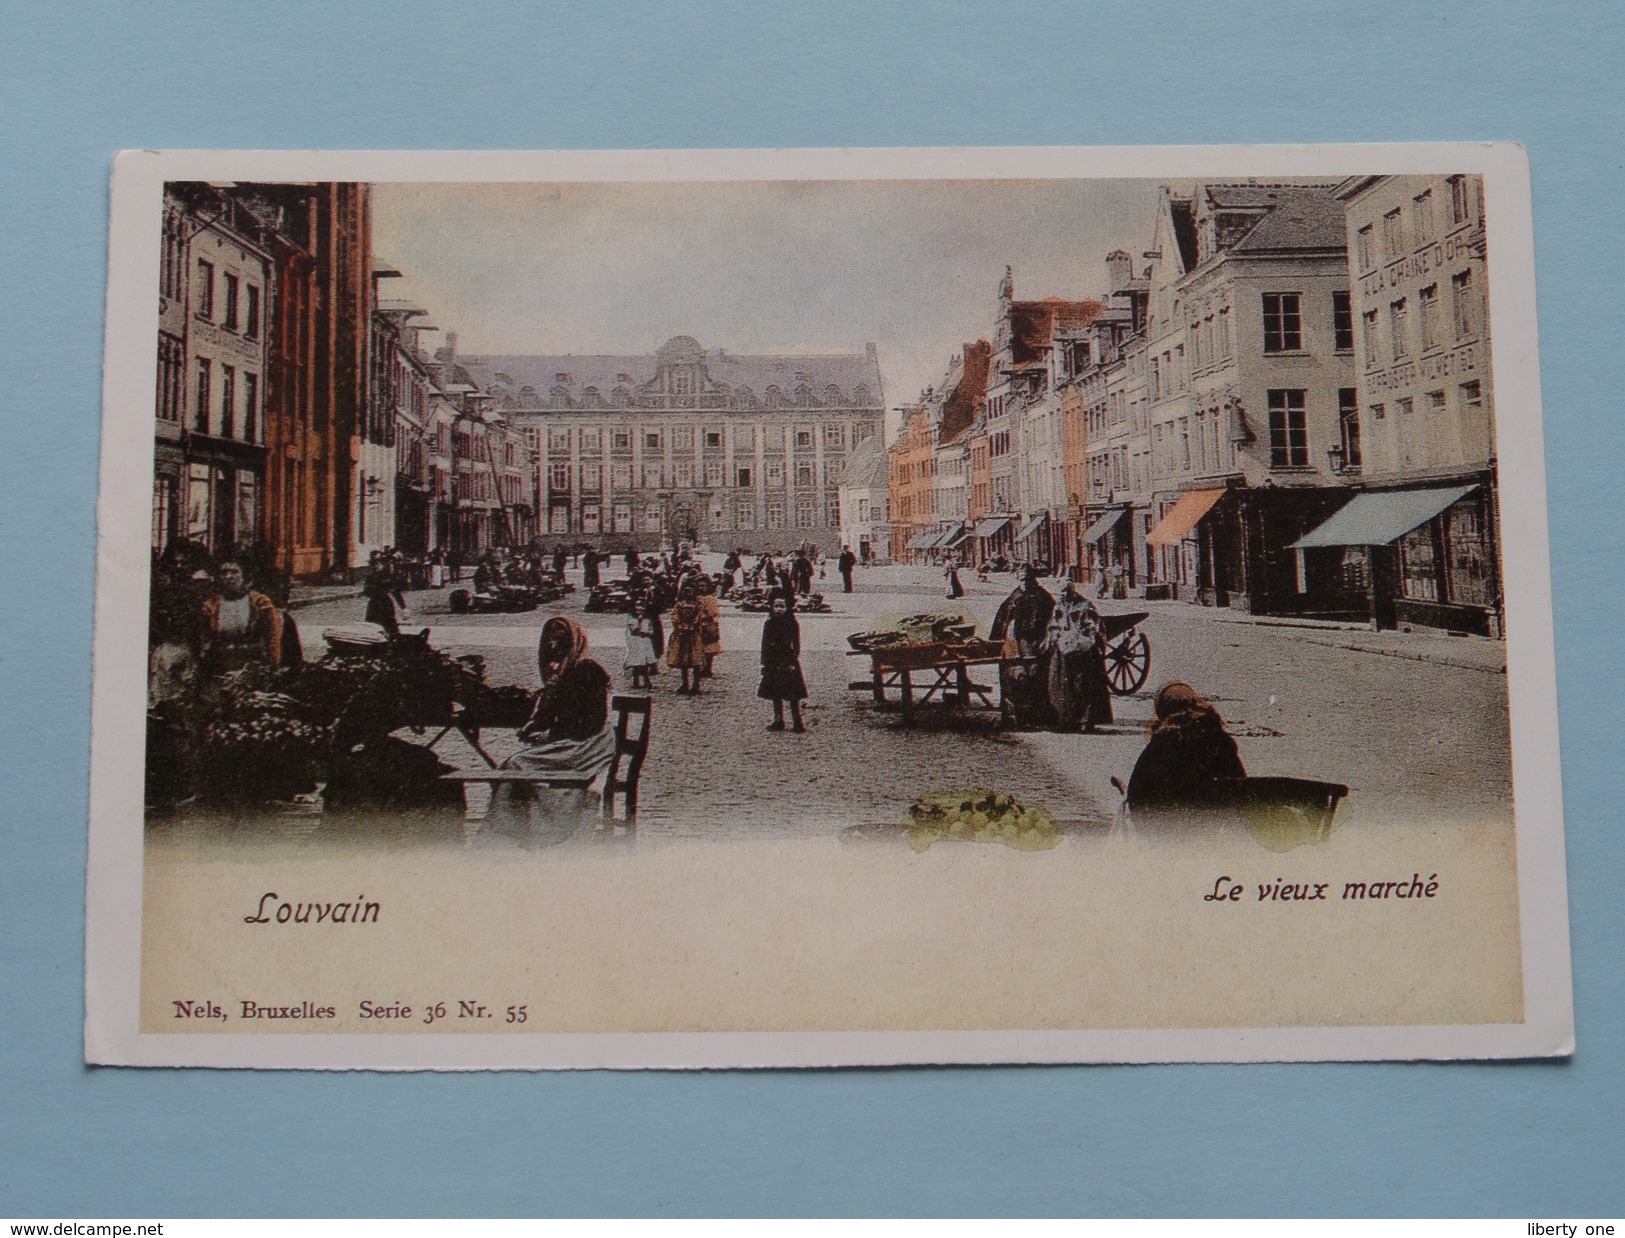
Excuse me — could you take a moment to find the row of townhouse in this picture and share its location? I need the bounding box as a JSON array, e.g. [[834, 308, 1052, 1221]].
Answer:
[[152, 183, 535, 588], [892, 176, 1500, 636], [1075, 177, 1499, 635]]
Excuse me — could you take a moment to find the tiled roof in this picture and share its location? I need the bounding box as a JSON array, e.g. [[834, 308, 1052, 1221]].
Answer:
[[838, 430, 890, 490], [1008, 299, 1105, 364], [461, 340, 883, 410], [1228, 187, 1348, 253]]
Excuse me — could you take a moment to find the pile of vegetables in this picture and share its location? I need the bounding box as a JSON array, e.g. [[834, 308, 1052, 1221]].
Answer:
[[848, 610, 980, 652], [904, 788, 1061, 852]]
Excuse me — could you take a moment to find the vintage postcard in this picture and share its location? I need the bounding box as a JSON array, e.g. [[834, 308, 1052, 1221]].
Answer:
[[87, 145, 1571, 1068]]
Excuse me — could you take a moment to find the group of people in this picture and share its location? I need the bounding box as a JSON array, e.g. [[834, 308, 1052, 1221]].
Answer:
[[990, 566, 1115, 733]]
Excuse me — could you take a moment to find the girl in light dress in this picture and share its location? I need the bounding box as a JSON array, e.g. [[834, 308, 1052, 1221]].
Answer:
[[624, 597, 658, 690]]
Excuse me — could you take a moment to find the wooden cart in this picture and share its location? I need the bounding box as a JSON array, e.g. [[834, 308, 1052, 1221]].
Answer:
[[859, 638, 1014, 724]]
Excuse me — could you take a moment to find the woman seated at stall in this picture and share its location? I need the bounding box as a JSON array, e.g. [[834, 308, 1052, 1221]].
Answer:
[[1126, 681, 1245, 817], [490, 616, 617, 832]]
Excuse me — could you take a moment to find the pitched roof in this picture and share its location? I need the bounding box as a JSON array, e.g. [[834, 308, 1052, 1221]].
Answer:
[[1008, 299, 1106, 364], [838, 430, 890, 490], [460, 341, 883, 410], [1228, 187, 1348, 253]]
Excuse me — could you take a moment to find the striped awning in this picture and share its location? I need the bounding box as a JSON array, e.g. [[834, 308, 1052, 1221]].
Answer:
[[1290, 485, 1477, 549]]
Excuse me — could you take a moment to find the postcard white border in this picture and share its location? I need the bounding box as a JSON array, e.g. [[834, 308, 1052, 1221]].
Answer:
[[87, 143, 1572, 1069]]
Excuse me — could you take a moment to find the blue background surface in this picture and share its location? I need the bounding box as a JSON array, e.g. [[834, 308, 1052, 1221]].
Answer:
[[2, 0, 1620, 1217]]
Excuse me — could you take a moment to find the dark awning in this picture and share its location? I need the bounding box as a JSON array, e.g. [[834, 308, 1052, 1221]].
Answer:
[[1012, 514, 1048, 543], [905, 529, 940, 550], [974, 515, 1013, 539], [1081, 508, 1127, 544], [936, 523, 970, 548], [1290, 485, 1477, 549]]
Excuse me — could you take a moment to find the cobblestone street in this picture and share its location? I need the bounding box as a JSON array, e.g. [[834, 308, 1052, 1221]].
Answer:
[[287, 560, 1515, 840]]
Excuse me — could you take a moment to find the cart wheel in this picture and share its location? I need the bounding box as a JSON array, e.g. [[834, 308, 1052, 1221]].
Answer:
[[1106, 631, 1150, 695]]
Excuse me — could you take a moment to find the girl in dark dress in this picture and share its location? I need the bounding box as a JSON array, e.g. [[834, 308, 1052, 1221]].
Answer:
[[758, 594, 808, 733], [1126, 681, 1245, 815]]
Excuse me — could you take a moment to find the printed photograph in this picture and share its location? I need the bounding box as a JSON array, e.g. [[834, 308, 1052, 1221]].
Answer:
[[91, 150, 1567, 1067]]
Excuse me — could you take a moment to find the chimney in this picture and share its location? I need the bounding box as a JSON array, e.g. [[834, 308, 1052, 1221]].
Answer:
[[865, 342, 878, 363], [443, 331, 457, 363], [1106, 250, 1134, 292]]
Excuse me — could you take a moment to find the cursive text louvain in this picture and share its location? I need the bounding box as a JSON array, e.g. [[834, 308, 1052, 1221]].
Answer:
[[244, 892, 381, 925]]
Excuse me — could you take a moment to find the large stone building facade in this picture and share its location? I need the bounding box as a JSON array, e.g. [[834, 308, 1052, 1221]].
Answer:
[[1303, 173, 1500, 635], [461, 336, 884, 553]]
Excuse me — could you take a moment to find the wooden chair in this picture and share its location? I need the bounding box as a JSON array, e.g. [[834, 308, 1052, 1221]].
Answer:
[[443, 694, 653, 827]]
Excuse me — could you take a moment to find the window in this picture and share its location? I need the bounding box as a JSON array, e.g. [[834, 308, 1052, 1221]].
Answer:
[[1370, 403, 1385, 421], [613, 503, 633, 533], [581, 463, 601, 490], [644, 431, 662, 451], [1217, 307, 1231, 357], [581, 503, 601, 534], [674, 461, 694, 487], [1414, 190, 1435, 245], [642, 464, 664, 488], [1420, 284, 1442, 351], [795, 500, 816, 529], [1262, 293, 1303, 352], [581, 428, 602, 452], [1333, 291, 1353, 351], [549, 427, 571, 451], [1451, 270, 1476, 339], [1356, 225, 1375, 273], [611, 463, 632, 489], [671, 368, 694, 396], [548, 506, 569, 534], [672, 427, 694, 451], [612, 430, 632, 451], [1396, 396, 1415, 418], [795, 429, 813, 448], [704, 460, 724, 487], [245, 285, 260, 338], [194, 358, 211, 432], [219, 366, 235, 437], [1178, 418, 1191, 470], [1267, 389, 1308, 468], [223, 273, 239, 331], [823, 424, 844, 449], [243, 372, 258, 444], [765, 459, 784, 485], [550, 462, 571, 491], [1426, 390, 1447, 413], [1460, 380, 1483, 410], [1382, 208, 1405, 262], [644, 505, 663, 532], [735, 500, 756, 530], [736, 425, 755, 450], [1361, 310, 1380, 366], [766, 499, 785, 529], [1389, 298, 1409, 360], [157, 335, 183, 423], [1339, 388, 1361, 468], [795, 462, 815, 487], [826, 494, 841, 526], [704, 430, 723, 449], [195, 259, 214, 318], [764, 426, 784, 449], [1449, 175, 1472, 225], [736, 466, 752, 488]]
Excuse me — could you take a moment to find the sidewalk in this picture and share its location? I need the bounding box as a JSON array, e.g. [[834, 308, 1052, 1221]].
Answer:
[[1136, 597, 1507, 674]]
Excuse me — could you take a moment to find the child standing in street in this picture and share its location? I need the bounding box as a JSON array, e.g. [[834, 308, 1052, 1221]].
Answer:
[[624, 597, 658, 690], [758, 593, 808, 733]]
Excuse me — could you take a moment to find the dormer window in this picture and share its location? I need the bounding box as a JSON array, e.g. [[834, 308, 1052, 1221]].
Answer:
[[671, 368, 695, 395]]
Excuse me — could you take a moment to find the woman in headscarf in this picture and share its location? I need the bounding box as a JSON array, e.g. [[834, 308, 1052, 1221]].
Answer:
[[1043, 580, 1113, 733], [499, 615, 617, 790], [666, 580, 706, 694], [1125, 681, 1245, 815]]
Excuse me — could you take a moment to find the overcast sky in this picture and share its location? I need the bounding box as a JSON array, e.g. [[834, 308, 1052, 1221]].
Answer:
[[371, 178, 1165, 421]]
